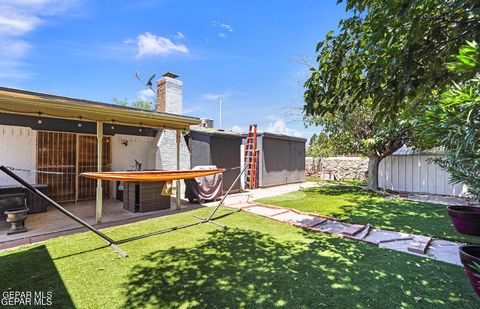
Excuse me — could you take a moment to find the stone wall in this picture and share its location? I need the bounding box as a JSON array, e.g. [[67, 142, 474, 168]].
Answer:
[[306, 156, 368, 180]]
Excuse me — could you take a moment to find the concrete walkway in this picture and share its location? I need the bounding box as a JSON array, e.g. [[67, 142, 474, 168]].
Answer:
[[224, 200, 462, 266], [204, 181, 321, 207]]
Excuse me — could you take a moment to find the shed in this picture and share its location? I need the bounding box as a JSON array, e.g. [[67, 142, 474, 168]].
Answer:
[[244, 132, 306, 187], [187, 128, 242, 193]]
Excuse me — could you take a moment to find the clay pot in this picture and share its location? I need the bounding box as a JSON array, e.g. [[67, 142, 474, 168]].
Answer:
[[4, 207, 29, 235], [459, 245, 480, 297], [447, 206, 480, 235]]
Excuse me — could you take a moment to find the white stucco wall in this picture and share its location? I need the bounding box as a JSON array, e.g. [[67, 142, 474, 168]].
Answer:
[[0, 125, 37, 185], [111, 134, 157, 171]]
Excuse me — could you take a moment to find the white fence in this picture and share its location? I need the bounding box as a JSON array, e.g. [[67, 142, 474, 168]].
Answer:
[[378, 153, 467, 197]]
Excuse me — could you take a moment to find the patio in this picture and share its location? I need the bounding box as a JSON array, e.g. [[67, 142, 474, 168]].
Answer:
[[0, 198, 201, 250]]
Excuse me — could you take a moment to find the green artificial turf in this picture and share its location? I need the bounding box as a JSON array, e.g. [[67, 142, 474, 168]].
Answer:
[[257, 185, 480, 244], [0, 207, 478, 308]]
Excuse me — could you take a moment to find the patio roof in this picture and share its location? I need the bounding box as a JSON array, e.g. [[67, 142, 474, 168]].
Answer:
[[0, 87, 200, 130]]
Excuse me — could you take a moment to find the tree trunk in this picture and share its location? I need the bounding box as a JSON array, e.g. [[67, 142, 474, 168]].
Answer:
[[367, 154, 382, 191]]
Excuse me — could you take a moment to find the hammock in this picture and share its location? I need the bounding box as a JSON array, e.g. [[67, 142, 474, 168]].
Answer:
[[81, 169, 225, 182]]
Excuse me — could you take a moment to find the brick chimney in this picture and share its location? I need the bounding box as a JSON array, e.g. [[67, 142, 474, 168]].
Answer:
[[157, 72, 182, 114]]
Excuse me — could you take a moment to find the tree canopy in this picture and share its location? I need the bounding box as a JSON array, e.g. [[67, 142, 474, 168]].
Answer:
[[304, 0, 480, 119], [417, 41, 480, 199], [303, 0, 479, 190], [112, 98, 157, 111]]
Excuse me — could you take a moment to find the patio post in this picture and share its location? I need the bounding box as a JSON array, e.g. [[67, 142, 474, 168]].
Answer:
[[96, 121, 103, 223], [176, 129, 181, 209]]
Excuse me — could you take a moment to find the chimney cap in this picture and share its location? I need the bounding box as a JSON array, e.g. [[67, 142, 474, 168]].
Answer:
[[162, 72, 179, 79]]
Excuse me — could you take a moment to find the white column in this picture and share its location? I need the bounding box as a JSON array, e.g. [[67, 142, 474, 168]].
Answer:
[[96, 121, 103, 223], [176, 130, 181, 209]]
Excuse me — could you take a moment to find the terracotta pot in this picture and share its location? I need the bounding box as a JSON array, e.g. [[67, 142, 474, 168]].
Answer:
[[460, 245, 480, 297], [447, 206, 480, 235]]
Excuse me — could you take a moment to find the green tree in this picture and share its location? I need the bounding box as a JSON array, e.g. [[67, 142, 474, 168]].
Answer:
[[305, 102, 409, 190], [112, 98, 157, 111], [418, 41, 480, 199], [305, 0, 479, 118], [307, 133, 335, 157], [304, 0, 479, 190]]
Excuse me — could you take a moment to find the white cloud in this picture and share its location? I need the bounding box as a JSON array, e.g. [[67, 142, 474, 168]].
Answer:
[[0, 6, 40, 36], [264, 119, 303, 137], [220, 23, 233, 32], [175, 31, 184, 39], [137, 88, 156, 101], [0, 0, 79, 81], [200, 92, 231, 101], [212, 21, 233, 38], [231, 125, 243, 134], [132, 32, 188, 58]]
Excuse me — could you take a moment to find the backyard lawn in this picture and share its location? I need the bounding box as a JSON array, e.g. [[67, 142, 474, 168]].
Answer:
[[0, 207, 478, 308], [257, 185, 479, 244]]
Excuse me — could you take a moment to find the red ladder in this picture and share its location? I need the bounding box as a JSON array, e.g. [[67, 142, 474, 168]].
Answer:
[[244, 124, 258, 189]]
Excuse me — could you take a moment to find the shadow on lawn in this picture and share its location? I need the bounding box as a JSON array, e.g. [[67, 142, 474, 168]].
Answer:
[[122, 228, 476, 308], [0, 245, 75, 308]]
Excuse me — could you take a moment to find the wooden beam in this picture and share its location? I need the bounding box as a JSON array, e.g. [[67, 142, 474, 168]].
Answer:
[[96, 121, 103, 223], [176, 130, 181, 209]]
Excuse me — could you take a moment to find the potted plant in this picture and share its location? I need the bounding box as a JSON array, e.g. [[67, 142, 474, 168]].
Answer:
[[448, 206, 480, 235], [459, 245, 480, 297]]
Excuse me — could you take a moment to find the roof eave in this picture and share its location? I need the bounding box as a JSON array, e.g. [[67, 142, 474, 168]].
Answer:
[[0, 92, 200, 130]]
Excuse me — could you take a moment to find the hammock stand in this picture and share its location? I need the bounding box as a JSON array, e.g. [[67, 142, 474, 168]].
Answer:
[[0, 164, 248, 258]]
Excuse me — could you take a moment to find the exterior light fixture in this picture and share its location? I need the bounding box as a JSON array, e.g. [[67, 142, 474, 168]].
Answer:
[[37, 119, 42, 124]]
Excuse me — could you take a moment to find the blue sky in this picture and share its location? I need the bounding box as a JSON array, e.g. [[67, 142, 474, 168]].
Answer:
[[0, 0, 348, 139]]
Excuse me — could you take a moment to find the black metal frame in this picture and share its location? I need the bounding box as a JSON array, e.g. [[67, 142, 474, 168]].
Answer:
[[0, 164, 248, 257]]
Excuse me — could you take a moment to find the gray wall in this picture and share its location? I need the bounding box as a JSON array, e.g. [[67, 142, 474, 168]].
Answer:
[[256, 133, 306, 187], [379, 153, 467, 196], [190, 130, 242, 192]]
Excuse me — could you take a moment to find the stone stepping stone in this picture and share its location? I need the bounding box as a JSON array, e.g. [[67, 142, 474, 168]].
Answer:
[[292, 217, 327, 228], [407, 235, 432, 254], [311, 221, 349, 234], [270, 211, 327, 227], [341, 224, 366, 236], [426, 240, 462, 266], [362, 229, 412, 245], [226, 202, 255, 209], [243, 206, 288, 217]]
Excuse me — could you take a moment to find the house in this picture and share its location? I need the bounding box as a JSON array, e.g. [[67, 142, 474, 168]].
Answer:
[[0, 72, 197, 223]]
